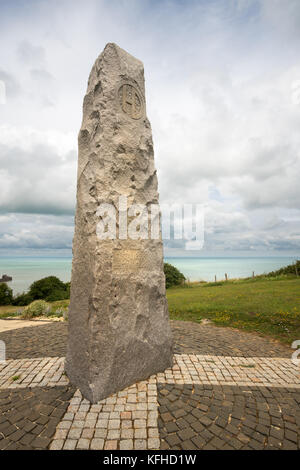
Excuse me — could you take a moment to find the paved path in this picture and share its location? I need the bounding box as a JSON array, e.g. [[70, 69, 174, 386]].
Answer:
[[0, 320, 292, 360], [172, 320, 291, 357], [0, 319, 52, 333], [0, 321, 299, 450]]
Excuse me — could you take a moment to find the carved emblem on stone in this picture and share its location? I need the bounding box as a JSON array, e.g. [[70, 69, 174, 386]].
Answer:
[[119, 83, 143, 119]]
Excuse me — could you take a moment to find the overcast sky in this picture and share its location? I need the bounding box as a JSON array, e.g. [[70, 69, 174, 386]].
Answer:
[[0, 0, 300, 257]]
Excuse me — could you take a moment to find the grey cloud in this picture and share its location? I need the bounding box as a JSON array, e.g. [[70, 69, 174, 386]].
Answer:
[[261, 215, 286, 231], [30, 68, 54, 82], [0, 143, 76, 215], [0, 69, 21, 98], [261, 0, 300, 41], [0, 213, 73, 249], [17, 40, 45, 66]]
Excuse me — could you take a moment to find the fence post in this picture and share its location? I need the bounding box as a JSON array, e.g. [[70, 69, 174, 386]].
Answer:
[[214, 275, 217, 283], [225, 273, 228, 281]]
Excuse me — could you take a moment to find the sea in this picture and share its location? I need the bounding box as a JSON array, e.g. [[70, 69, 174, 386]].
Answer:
[[0, 256, 297, 295]]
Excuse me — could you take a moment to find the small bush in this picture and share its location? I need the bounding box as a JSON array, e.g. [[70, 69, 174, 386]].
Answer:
[[46, 289, 69, 302], [0, 283, 13, 305], [23, 276, 70, 302], [203, 281, 224, 287], [45, 305, 68, 319], [22, 300, 50, 319], [266, 260, 300, 277], [12, 292, 33, 306], [28, 276, 68, 301], [164, 263, 185, 289], [49, 300, 69, 321]]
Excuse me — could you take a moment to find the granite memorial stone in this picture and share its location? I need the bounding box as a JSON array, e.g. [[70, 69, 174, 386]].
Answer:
[[65, 43, 173, 403]]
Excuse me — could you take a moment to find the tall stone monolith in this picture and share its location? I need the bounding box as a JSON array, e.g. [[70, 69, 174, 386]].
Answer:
[[65, 43, 173, 403]]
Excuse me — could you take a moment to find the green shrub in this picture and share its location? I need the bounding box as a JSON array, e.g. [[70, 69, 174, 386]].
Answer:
[[22, 300, 50, 319], [0, 283, 13, 305], [12, 292, 33, 306], [27, 276, 69, 302], [46, 307, 66, 318], [164, 263, 185, 289], [266, 260, 300, 277], [65, 282, 71, 298], [203, 281, 224, 287], [45, 289, 69, 302]]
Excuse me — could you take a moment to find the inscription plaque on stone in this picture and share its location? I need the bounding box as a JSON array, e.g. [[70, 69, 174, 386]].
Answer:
[[112, 249, 142, 272], [65, 43, 173, 403], [119, 82, 143, 119], [112, 249, 156, 273]]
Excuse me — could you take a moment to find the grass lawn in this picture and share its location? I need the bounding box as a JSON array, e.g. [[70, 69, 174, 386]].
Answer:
[[167, 277, 300, 345], [0, 305, 21, 318]]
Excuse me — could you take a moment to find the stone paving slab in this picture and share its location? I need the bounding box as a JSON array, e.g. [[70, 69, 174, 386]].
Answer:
[[50, 382, 160, 450], [0, 357, 68, 389], [1, 354, 299, 391], [0, 385, 75, 450], [157, 383, 300, 450], [157, 355, 300, 388]]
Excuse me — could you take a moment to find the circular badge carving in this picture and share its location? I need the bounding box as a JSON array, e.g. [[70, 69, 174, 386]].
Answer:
[[118, 84, 143, 120]]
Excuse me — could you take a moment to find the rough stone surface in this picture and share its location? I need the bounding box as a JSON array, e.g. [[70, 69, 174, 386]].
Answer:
[[65, 43, 173, 402]]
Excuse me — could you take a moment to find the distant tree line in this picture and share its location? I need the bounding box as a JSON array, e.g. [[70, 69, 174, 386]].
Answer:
[[0, 263, 186, 306], [0, 276, 70, 306]]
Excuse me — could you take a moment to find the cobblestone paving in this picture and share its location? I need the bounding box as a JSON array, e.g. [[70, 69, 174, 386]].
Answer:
[[0, 357, 67, 389], [158, 355, 300, 388], [0, 320, 292, 360], [0, 385, 75, 450], [0, 353, 299, 450], [157, 384, 300, 450], [172, 321, 292, 357], [50, 383, 160, 450], [0, 323, 68, 360], [0, 321, 298, 450]]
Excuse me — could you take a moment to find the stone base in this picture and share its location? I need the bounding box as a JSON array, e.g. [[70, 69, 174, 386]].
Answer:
[[65, 346, 173, 403]]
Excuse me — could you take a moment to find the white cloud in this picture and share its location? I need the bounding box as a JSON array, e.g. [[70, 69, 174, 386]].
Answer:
[[0, 0, 299, 255], [0, 213, 73, 250], [0, 126, 77, 214]]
